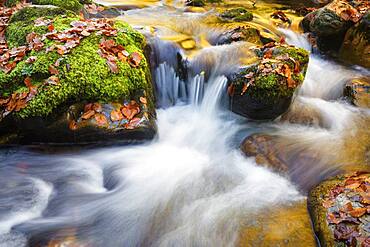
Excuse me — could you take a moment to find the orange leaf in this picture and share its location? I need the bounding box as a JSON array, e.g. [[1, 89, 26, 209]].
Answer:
[[81, 109, 95, 120], [139, 97, 147, 104], [110, 109, 124, 121], [348, 207, 367, 218], [24, 76, 32, 88], [69, 120, 78, 130], [94, 113, 108, 126], [48, 65, 59, 75]]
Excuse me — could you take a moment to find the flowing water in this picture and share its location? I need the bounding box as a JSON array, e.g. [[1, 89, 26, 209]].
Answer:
[[0, 1, 369, 246]]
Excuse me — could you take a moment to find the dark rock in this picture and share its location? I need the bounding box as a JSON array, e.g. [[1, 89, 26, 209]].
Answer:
[[185, 0, 205, 7], [229, 44, 309, 120], [339, 11, 370, 68], [343, 76, 370, 108]]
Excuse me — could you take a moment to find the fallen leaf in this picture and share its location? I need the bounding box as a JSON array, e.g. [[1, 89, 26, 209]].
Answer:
[[348, 207, 367, 218], [139, 97, 147, 104], [128, 52, 142, 68], [69, 120, 78, 130], [110, 109, 124, 121], [94, 113, 108, 126], [24, 76, 32, 88], [48, 65, 59, 75], [81, 109, 95, 120]]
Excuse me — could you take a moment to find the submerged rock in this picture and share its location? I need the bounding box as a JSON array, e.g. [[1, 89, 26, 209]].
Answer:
[[228, 43, 309, 120], [219, 8, 253, 22], [0, 6, 156, 144], [343, 77, 370, 108], [238, 201, 316, 247], [339, 11, 370, 68], [308, 172, 370, 247]]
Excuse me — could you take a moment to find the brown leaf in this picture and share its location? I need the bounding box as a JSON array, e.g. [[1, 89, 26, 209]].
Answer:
[[24, 76, 32, 88], [81, 109, 95, 120], [48, 65, 59, 75], [110, 109, 124, 121], [348, 207, 367, 218], [139, 97, 147, 104], [25, 56, 37, 64], [241, 82, 249, 95], [128, 52, 142, 68], [106, 60, 119, 73], [45, 76, 60, 86], [69, 120, 78, 130], [263, 49, 273, 59], [94, 113, 108, 126], [92, 103, 102, 113]]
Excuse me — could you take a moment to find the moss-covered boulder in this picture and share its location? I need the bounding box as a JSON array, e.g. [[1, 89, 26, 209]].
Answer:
[[228, 43, 309, 120], [301, 0, 368, 52], [343, 76, 370, 108], [219, 8, 253, 22], [339, 11, 370, 68], [31, 0, 90, 12], [308, 172, 370, 247], [0, 6, 156, 144]]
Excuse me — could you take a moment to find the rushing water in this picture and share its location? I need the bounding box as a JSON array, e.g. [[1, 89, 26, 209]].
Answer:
[[1, 1, 370, 247]]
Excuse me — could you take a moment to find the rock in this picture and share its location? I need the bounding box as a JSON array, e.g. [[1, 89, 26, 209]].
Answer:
[[339, 11, 370, 68], [31, 0, 90, 12], [301, 0, 369, 52], [280, 98, 324, 127], [0, 6, 156, 144], [241, 134, 289, 173], [229, 43, 309, 120], [308, 172, 370, 247], [185, 0, 205, 7], [343, 77, 370, 108], [219, 7, 253, 22], [216, 26, 274, 46], [238, 201, 316, 247]]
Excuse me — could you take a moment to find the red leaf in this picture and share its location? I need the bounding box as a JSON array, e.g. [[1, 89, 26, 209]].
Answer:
[[24, 76, 32, 88]]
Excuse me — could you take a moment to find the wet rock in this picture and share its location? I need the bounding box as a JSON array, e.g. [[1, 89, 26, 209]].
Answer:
[[238, 201, 316, 247], [301, 0, 369, 53], [308, 172, 370, 247], [185, 0, 205, 7], [241, 134, 289, 173], [339, 11, 370, 68], [229, 43, 309, 120], [343, 77, 370, 108], [217, 26, 274, 46], [280, 99, 324, 127], [219, 7, 253, 22], [0, 6, 156, 144]]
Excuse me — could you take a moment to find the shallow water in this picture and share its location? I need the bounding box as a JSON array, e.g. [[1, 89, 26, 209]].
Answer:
[[0, 0, 369, 246]]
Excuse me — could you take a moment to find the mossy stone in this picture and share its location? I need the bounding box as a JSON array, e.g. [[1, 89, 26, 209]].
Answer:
[[220, 7, 253, 22]]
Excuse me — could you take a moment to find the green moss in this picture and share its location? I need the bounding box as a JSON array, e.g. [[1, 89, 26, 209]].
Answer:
[[4, 0, 21, 7], [220, 7, 253, 22], [6, 7, 76, 48], [32, 0, 83, 12], [233, 45, 309, 103], [1, 12, 152, 119]]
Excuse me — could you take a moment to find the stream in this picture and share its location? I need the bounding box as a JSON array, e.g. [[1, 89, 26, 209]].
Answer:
[[0, 0, 369, 246]]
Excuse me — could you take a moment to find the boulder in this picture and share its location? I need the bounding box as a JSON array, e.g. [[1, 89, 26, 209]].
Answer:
[[0, 6, 156, 144], [301, 0, 368, 52], [343, 76, 370, 108], [219, 8, 253, 22], [238, 201, 316, 247], [228, 43, 309, 120], [308, 172, 370, 247], [339, 11, 370, 68]]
